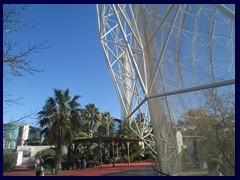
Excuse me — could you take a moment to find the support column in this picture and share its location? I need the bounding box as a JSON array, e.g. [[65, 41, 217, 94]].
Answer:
[[126, 141, 130, 165], [116, 142, 119, 158], [112, 140, 115, 167], [121, 142, 124, 163], [139, 142, 141, 163]]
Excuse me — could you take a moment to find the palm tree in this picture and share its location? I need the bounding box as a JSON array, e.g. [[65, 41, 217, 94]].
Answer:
[[38, 89, 81, 170], [81, 103, 101, 138], [101, 112, 114, 137], [118, 119, 137, 138]]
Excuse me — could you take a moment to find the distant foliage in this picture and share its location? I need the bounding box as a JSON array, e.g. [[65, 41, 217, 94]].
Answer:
[[3, 149, 17, 172], [24, 137, 41, 146]]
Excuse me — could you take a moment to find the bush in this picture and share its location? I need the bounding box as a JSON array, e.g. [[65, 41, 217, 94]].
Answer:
[[61, 154, 69, 171], [43, 164, 52, 173], [35, 148, 56, 167], [3, 149, 17, 172], [144, 151, 157, 160]]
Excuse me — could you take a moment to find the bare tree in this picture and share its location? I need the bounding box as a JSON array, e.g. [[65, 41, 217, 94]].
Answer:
[[204, 89, 235, 176], [4, 109, 38, 125], [3, 5, 48, 79], [3, 4, 48, 123]]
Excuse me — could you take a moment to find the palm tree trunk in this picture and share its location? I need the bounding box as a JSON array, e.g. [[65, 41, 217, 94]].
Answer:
[[56, 143, 62, 170]]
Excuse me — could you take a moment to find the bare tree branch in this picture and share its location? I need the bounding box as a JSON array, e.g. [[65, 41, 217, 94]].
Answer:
[[3, 4, 30, 33], [4, 109, 38, 125], [3, 40, 48, 78], [3, 93, 23, 106], [3, 4, 50, 106]]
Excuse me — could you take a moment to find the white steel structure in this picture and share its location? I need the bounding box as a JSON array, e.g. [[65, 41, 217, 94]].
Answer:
[[97, 4, 235, 175]]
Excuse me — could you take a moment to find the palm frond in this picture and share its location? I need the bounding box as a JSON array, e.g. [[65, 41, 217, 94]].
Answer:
[[39, 117, 50, 128]]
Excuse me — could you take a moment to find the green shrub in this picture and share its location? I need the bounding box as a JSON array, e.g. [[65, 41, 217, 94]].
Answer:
[[35, 148, 56, 166], [3, 149, 17, 172], [144, 151, 157, 160], [61, 154, 69, 171], [43, 164, 52, 173]]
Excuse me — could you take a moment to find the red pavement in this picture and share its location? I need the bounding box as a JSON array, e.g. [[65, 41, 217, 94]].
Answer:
[[3, 162, 154, 176]]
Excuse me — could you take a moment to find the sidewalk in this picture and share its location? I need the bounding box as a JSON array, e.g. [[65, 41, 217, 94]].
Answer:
[[3, 162, 154, 176], [3, 162, 211, 176]]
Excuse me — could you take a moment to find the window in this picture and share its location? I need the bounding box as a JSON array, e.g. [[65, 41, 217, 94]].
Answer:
[[23, 150, 31, 158]]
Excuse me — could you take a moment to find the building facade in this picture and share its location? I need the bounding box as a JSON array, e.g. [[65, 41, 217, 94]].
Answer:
[[3, 123, 42, 151], [3, 124, 20, 150]]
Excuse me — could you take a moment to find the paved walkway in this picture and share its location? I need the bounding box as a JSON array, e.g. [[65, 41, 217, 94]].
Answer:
[[3, 162, 155, 176], [3, 162, 211, 176]]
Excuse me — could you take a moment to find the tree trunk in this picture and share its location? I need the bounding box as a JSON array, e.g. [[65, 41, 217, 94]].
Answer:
[[55, 143, 62, 170], [99, 139, 103, 169]]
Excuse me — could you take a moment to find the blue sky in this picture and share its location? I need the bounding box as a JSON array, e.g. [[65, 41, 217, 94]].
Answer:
[[3, 4, 121, 125]]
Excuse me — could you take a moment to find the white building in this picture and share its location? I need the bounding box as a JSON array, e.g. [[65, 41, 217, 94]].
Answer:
[[16, 146, 52, 165]]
